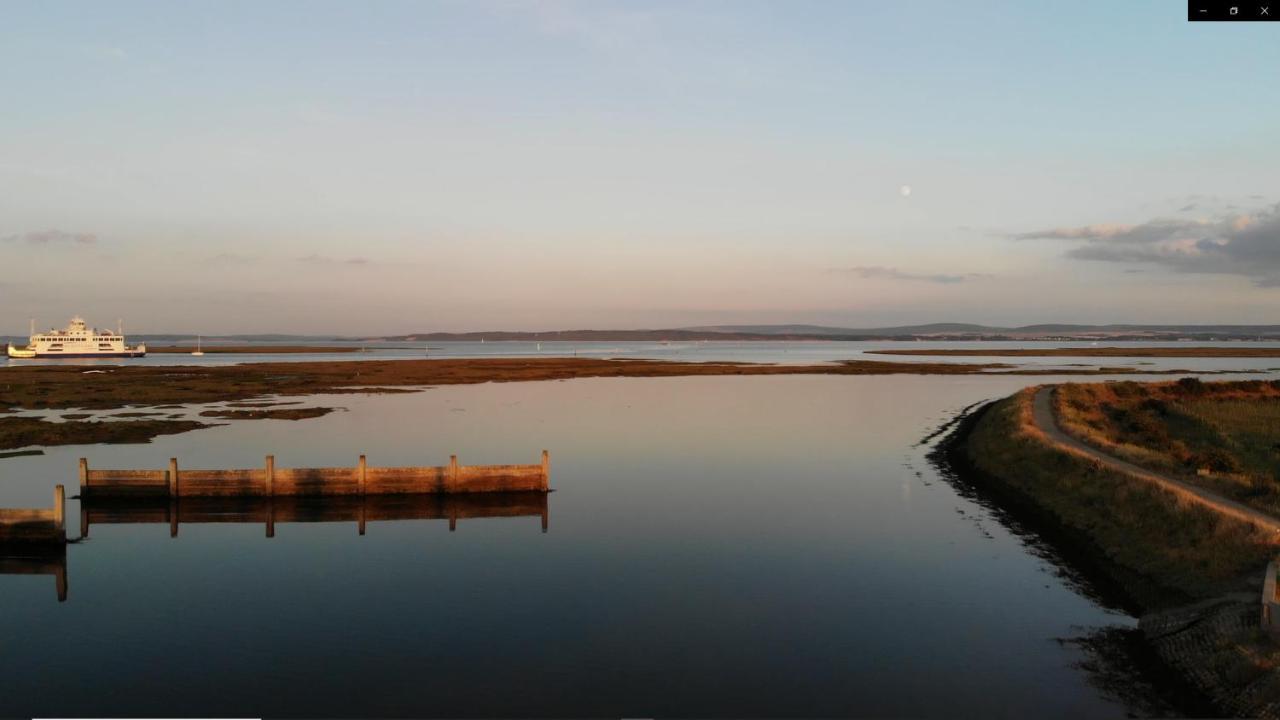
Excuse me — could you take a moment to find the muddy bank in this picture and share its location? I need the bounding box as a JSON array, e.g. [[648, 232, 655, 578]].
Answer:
[[0, 356, 1224, 415], [0, 357, 1243, 451], [0, 416, 215, 451], [874, 346, 1280, 358], [198, 407, 335, 421]]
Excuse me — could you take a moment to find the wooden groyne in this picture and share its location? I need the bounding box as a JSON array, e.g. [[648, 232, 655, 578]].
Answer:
[[0, 486, 66, 544], [80, 492, 550, 538], [79, 451, 550, 499], [0, 494, 547, 602]]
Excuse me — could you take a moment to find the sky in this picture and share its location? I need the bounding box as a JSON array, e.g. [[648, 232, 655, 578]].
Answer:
[[2, 0, 1279, 334]]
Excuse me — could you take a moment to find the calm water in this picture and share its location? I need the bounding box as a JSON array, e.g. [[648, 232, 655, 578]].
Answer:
[[0, 374, 1239, 717]]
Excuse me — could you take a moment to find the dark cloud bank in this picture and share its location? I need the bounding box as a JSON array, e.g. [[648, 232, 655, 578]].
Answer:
[[2, 229, 97, 245], [1015, 203, 1280, 287]]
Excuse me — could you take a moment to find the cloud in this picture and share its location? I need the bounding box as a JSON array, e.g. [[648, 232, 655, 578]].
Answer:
[[2, 229, 97, 246], [1013, 203, 1280, 287], [297, 253, 370, 266], [831, 266, 987, 284], [209, 252, 255, 264]]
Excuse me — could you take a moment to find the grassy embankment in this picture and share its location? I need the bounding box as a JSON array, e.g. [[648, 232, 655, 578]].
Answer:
[[1053, 379, 1280, 516], [955, 385, 1278, 605], [953, 382, 1280, 717]]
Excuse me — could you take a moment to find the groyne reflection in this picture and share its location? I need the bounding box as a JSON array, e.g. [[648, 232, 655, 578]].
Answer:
[[0, 546, 67, 602], [1, 493, 549, 602], [80, 492, 551, 538]]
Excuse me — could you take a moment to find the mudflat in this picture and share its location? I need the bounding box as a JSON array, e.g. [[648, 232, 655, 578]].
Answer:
[[0, 356, 1223, 413], [871, 346, 1280, 358], [0, 357, 1234, 451]]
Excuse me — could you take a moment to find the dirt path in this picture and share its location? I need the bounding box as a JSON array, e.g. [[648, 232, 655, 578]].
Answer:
[[1032, 386, 1280, 533]]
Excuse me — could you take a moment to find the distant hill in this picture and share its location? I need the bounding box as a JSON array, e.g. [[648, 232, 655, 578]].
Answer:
[[683, 323, 995, 337], [684, 323, 1280, 339], [372, 329, 827, 342]]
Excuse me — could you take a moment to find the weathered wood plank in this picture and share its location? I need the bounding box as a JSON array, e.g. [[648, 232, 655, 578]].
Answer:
[[0, 520, 64, 543], [86, 469, 167, 483], [71, 453, 551, 498], [177, 476, 265, 497], [0, 509, 56, 522], [180, 469, 263, 482], [81, 484, 169, 499]]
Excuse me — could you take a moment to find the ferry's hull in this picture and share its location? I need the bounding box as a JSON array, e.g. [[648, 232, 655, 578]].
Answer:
[[28, 352, 146, 359], [7, 347, 144, 359]]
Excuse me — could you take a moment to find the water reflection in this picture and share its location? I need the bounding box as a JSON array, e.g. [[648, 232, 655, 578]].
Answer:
[[0, 376, 1210, 717], [80, 492, 549, 540], [0, 494, 548, 603], [0, 545, 66, 602]]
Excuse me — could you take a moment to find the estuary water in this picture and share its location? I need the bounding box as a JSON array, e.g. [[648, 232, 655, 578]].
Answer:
[[8, 338, 1280, 374], [0, 373, 1251, 717]]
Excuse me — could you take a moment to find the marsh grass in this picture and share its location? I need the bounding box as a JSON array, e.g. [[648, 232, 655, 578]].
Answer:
[[1053, 380, 1280, 515], [963, 388, 1279, 604]]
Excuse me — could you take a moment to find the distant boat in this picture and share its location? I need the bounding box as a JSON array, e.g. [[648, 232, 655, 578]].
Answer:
[[191, 335, 204, 356], [7, 316, 145, 359]]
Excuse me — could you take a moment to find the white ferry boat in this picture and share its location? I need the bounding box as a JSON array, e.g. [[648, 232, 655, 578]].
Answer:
[[6, 316, 146, 359]]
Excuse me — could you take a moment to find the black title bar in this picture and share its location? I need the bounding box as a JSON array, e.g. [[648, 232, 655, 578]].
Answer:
[[1189, 1, 1277, 20]]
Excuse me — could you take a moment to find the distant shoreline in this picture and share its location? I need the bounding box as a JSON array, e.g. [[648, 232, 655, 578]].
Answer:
[[147, 345, 363, 354]]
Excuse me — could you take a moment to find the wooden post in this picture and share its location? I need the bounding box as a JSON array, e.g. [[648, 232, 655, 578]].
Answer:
[[78, 458, 88, 497], [53, 485, 65, 538], [541, 505, 549, 533], [448, 454, 459, 492], [264, 455, 275, 497], [79, 505, 88, 539], [266, 499, 275, 538], [449, 513, 457, 532], [541, 450, 550, 491], [358, 500, 366, 536], [168, 458, 179, 498], [357, 455, 367, 496], [168, 501, 179, 538]]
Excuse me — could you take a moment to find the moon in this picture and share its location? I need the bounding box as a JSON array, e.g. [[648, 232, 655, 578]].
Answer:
[[899, 184, 912, 197]]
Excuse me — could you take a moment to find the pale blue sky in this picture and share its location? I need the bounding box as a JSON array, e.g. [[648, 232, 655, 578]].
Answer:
[[2, 1, 1278, 333]]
